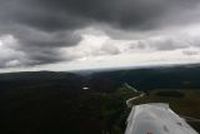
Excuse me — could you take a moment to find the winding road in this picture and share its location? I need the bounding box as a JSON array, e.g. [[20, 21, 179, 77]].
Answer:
[[123, 83, 145, 108]]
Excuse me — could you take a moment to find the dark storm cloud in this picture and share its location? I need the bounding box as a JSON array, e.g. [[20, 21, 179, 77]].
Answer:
[[0, 24, 82, 67], [22, 0, 200, 30], [0, 0, 200, 68], [1, 0, 199, 32]]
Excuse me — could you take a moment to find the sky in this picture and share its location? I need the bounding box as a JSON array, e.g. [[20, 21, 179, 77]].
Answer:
[[1, 0, 200, 72]]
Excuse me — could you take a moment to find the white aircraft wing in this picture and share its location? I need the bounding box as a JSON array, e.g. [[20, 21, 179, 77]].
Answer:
[[125, 103, 198, 134]]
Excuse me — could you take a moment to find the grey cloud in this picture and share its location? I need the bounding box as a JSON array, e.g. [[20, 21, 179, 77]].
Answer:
[[182, 50, 199, 56], [100, 44, 120, 55], [129, 41, 148, 50], [27, 0, 200, 31], [0, 0, 85, 68], [127, 37, 190, 52], [0, 36, 26, 68], [187, 36, 200, 48], [152, 38, 188, 51], [1, 0, 199, 32], [0, 25, 82, 68], [15, 27, 82, 48], [0, 0, 200, 68], [137, 42, 147, 49]]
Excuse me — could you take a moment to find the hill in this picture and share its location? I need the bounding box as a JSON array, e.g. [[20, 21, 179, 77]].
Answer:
[[1, 64, 200, 133]]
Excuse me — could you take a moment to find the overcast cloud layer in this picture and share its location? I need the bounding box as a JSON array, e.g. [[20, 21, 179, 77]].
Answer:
[[1, 0, 200, 71]]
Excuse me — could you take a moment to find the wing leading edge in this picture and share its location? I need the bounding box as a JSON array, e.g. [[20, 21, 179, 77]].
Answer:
[[125, 103, 198, 134]]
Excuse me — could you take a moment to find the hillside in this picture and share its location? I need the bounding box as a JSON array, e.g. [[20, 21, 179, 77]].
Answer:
[[0, 64, 200, 133]]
